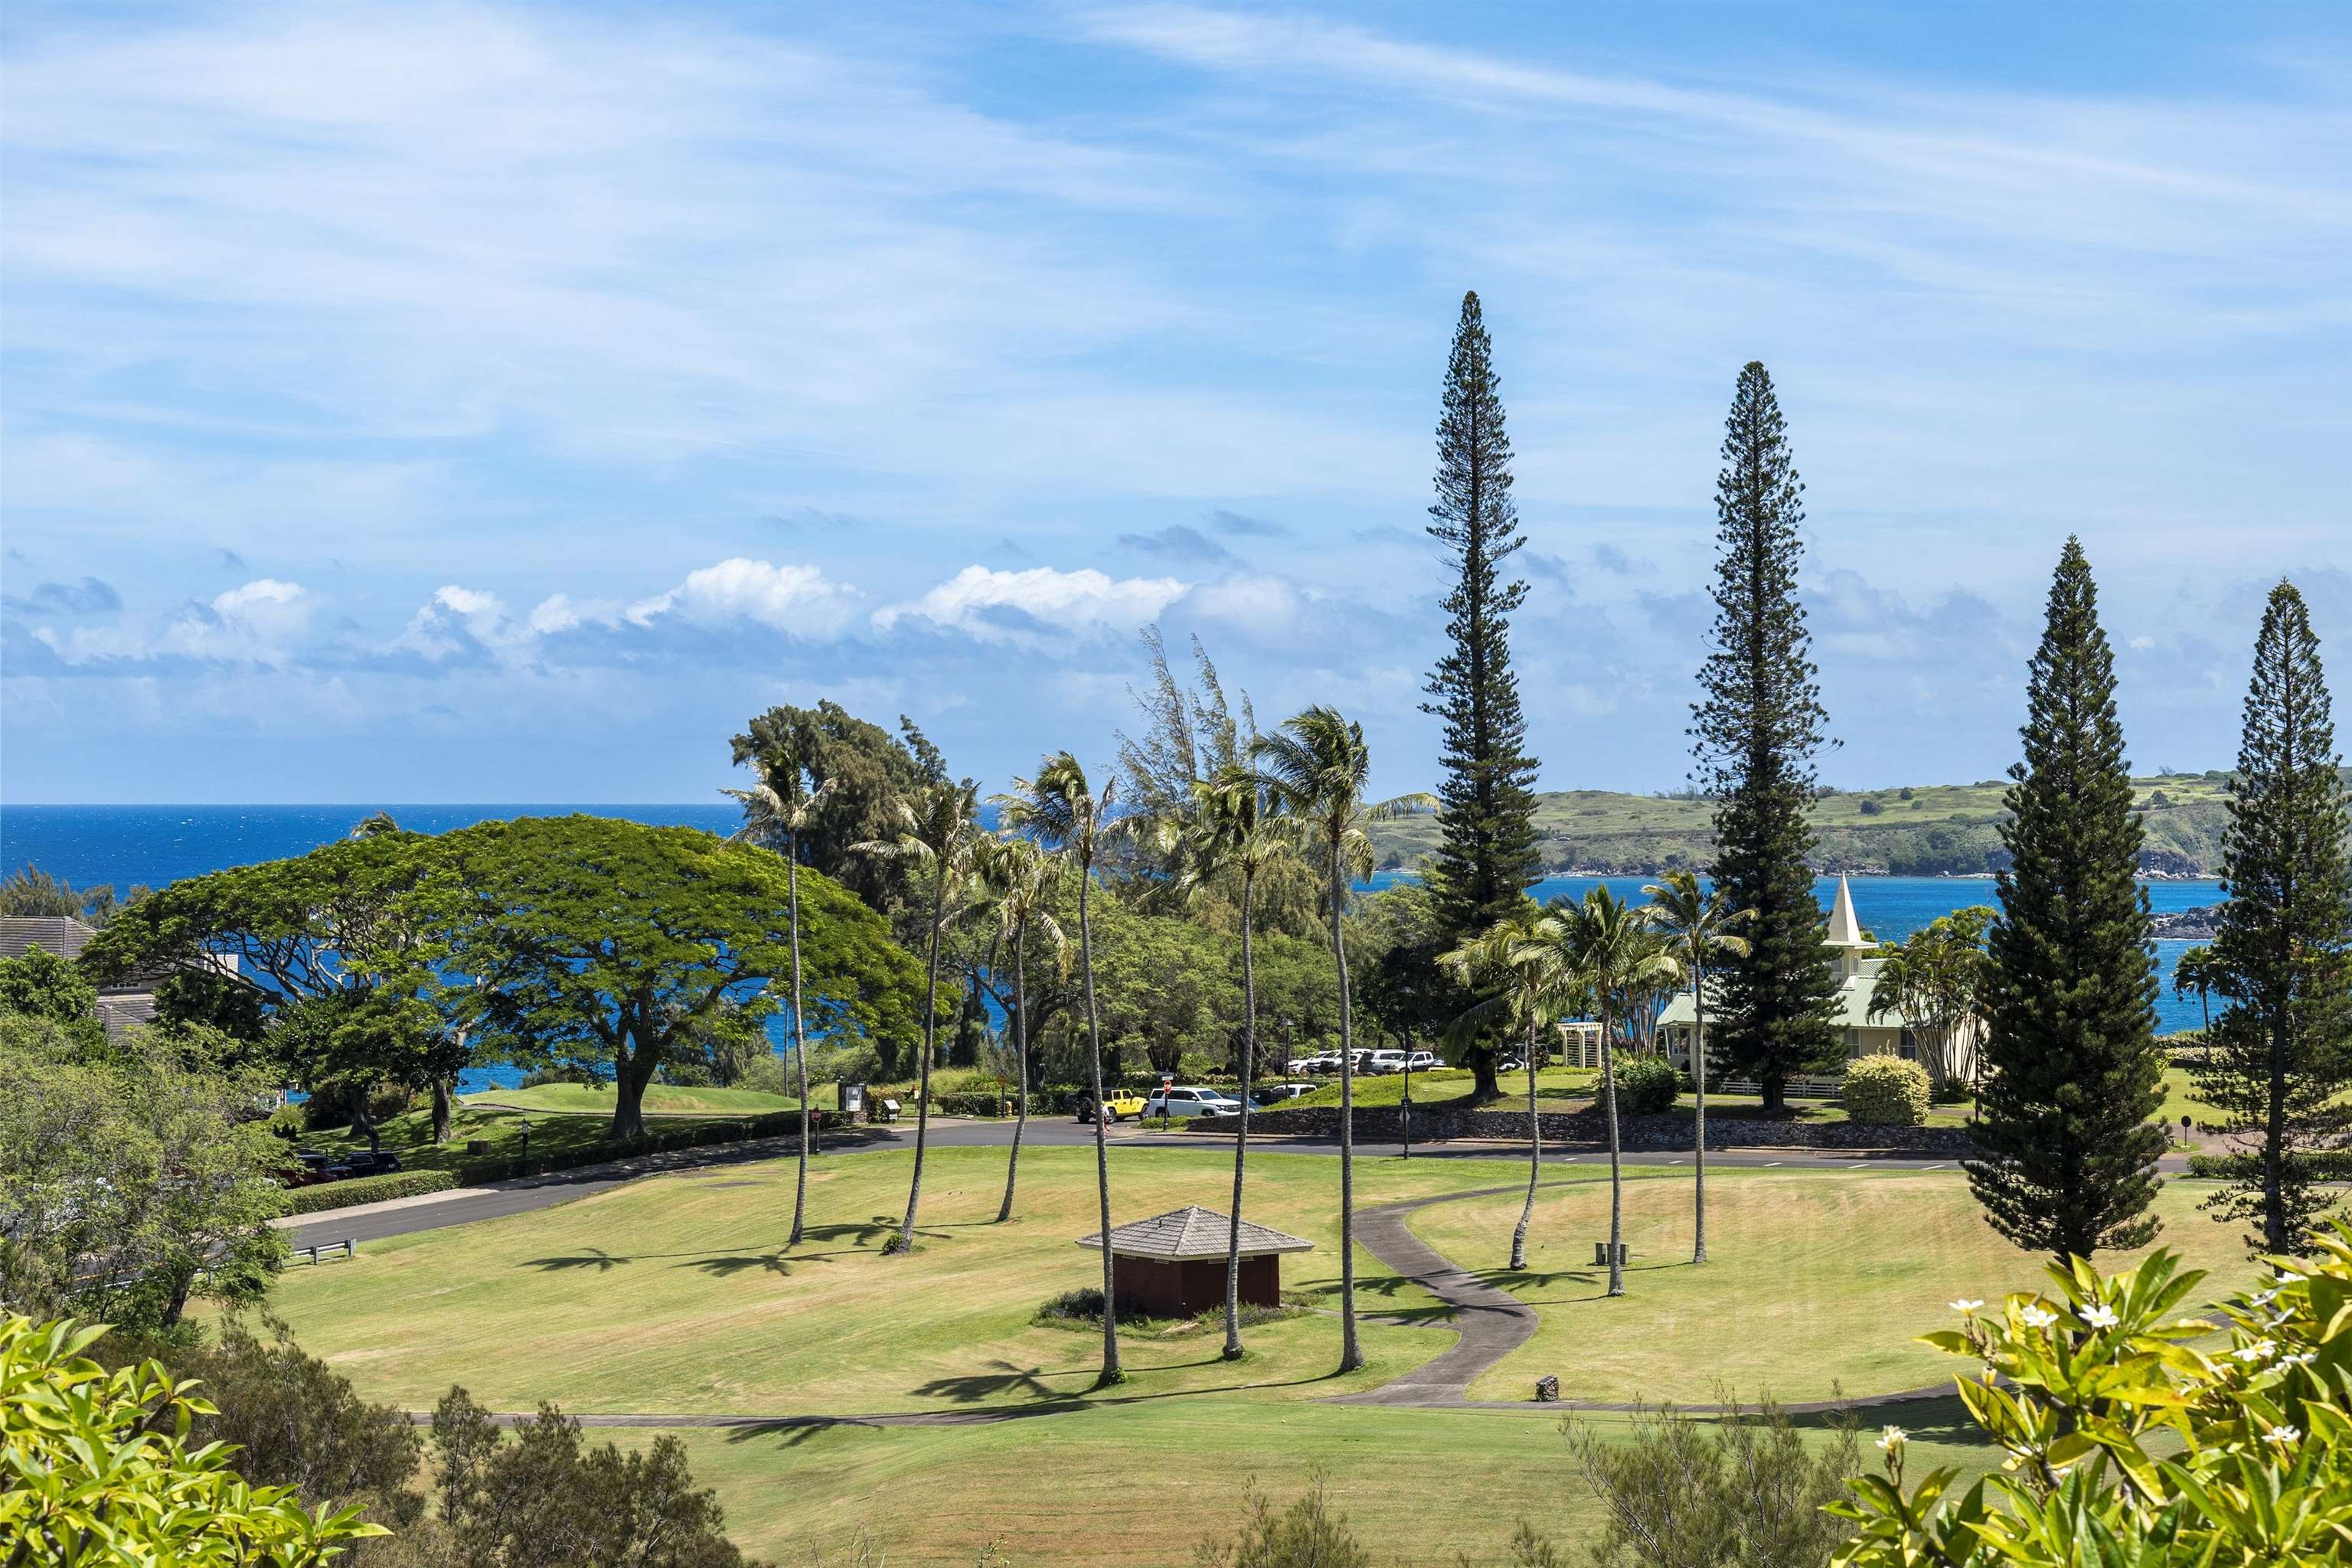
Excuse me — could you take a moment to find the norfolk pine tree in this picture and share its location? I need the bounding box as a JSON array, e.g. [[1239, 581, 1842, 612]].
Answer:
[[2192, 581, 2352, 1255], [1422, 291, 1543, 1099], [1688, 361, 1841, 1114], [1967, 538, 2167, 1263]]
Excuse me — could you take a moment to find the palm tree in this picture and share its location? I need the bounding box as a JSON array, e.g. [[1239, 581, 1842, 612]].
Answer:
[[725, 751, 836, 1248], [1253, 706, 1427, 1373], [1173, 762, 1295, 1360], [1439, 903, 1553, 1270], [1641, 871, 1752, 1266], [972, 835, 1067, 1224], [853, 778, 982, 1255], [1535, 886, 1679, 1297], [2174, 942, 2222, 1037], [998, 753, 1127, 1386]]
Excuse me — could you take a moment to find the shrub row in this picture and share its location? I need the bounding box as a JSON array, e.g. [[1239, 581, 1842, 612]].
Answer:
[[2186, 1149, 2352, 1181], [280, 1168, 458, 1214], [456, 1106, 854, 1182]]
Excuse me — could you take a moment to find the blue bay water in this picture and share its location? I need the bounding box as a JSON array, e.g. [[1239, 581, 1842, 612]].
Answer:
[[3, 807, 2223, 1092]]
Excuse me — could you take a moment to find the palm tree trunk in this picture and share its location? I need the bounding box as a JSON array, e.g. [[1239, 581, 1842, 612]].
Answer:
[[1509, 1014, 1540, 1272], [1602, 999, 1625, 1298], [1331, 852, 1362, 1374], [430, 1076, 454, 1145], [894, 875, 946, 1253], [1223, 866, 1257, 1361], [1691, 962, 1707, 1266], [787, 844, 811, 1250], [1080, 867, 1122, 1383], [996, 916, 1029, 1223]]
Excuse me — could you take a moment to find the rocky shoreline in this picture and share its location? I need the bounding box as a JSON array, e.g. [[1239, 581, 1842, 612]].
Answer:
[[2148, 903, 2222, 940]]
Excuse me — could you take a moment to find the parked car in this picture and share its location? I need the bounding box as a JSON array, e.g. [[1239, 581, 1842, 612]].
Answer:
[[1363, 1050, 1409, 1075], [325, 1149, 403, 1181], [1284, 1057, 1321, 1076], [1251, 1083, 1317, 1107], [1073, 1087, 1148, 1122], [1405, 1050, 1442, 1073], [1145, 1086, 1243, 1119]]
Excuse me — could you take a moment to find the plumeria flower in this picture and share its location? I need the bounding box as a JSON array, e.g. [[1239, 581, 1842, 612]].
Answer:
[[2080, 1303, 2120, 1330], [1877, 1426, 1906, 1452], [2252, 1289, 2279, 1308], [1950, 1299, 1984, 1315], [2020, 1305, 2058, 1330], [2276, 1271, 2305, 1285], [2282, 1351, 2317, 1367], [2268, 1425, 2301, 1446], [2233, 1339, 2278, 1364]]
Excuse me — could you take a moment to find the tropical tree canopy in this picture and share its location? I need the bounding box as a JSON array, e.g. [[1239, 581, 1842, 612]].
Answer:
[[429, 815, 929, 1136], [1866, 904, 1993, 1089]]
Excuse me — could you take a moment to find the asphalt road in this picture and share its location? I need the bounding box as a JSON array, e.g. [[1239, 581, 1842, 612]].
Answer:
[[284, 1115, 1977, 1252]]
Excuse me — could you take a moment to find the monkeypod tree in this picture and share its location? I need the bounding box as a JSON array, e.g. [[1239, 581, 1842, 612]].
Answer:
[[431, 815, 926, 1141]]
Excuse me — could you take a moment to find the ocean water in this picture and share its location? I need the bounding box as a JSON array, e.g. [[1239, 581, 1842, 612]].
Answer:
[[3, 808, 2223, 1072]]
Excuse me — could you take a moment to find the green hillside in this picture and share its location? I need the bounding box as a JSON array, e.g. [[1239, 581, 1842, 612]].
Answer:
[[1371, 772, 2251, 877]]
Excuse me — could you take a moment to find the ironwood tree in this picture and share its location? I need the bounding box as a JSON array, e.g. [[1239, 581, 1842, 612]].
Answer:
[[1422, 292, 1542, 1098], [2191, 581, 2352, 1255], [1688, 361, 1841, 1113], [1967, 538, 2167, 1263]]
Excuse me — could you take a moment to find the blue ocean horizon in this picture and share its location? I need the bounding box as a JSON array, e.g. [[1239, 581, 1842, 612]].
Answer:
[[2, 805, 2225, 1085]]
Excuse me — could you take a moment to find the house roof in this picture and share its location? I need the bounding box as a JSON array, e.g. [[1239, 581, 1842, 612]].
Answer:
[[1076, 1205, 1316, 1260], [1660, 957, 1908, 1030], [0, 916, 96, 962]]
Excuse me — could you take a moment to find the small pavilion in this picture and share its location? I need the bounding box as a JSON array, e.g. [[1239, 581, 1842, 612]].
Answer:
[[1075, 1205, 1315, 1318]]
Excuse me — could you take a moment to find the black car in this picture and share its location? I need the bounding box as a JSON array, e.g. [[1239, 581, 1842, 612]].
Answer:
[[326, 1150, 404, 1180]]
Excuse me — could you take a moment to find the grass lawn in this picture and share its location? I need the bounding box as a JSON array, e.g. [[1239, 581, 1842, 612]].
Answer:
[[1406, 1166, 2257, 1405], [260, 1143, 2056, 1564], [649, 1395, 1994, 1566], [462, 1082, 802, 1116], [264, 1145, 1527, 1417]]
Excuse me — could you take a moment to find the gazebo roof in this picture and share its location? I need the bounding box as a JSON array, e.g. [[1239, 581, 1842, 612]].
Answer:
[[1076, 1205, 1316, 1261]]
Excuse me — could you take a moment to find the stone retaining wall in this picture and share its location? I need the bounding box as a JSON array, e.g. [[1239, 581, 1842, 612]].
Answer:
[[1208, 1104, 1977, 1155]]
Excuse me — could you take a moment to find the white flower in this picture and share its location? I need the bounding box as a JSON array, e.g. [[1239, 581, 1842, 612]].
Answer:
[[2233, 1339, 2278, 1364], [2276, 1271, 2305, 1285], [2268, 1425, 2301, 1445], [2282, 1351, 2317, 1367], [2020, 1305, 2059, 1330], [2081, 1303, 2120, 1330], [2252, 1289, 2279, 1308], [1877, 1425, 1906, 1452], [1950, 1299, 1984, 1315]]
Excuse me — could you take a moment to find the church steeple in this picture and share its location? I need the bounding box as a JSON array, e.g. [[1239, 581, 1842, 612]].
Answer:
[[1825, 874, 1867, 949]]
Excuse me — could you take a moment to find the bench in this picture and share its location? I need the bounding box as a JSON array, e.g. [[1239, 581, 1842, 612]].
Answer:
[[291, 1240, 355, 1266]]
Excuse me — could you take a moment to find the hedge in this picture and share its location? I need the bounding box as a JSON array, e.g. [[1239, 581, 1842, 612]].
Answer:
[[456, 1106, 855, 1182], [2186, 1150, 2352, 1181], [1612, 1056, 1680, 1116], [281, 1169, 458, 1214]]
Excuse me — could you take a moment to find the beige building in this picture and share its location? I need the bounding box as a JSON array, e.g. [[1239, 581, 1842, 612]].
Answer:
[[1654, 877, 1981, 1086]]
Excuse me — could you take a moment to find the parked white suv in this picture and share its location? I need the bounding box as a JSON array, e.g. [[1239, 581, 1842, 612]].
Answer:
[[1145, 1085, 1243, 1119], [1405, 1050, 1442, 1073], [1363, 1050, 1409, 1075]]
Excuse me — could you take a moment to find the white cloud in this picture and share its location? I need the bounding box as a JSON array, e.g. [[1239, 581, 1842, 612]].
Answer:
[[874, 565, 1188, 643], [30, 577, 316, 667], [628, 558, 858, 637]]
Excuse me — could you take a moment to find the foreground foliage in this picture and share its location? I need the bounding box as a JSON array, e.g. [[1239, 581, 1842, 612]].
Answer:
[[1834, 1226, 2352, 1565], [1568, 1396, 1860, 1568], [0, 1313, 382, 1566]]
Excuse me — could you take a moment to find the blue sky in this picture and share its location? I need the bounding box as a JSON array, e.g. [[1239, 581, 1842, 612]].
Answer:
[[2, 3, 2346, 804]]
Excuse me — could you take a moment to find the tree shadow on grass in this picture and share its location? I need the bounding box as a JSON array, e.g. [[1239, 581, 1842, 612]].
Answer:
[[679, 1252, 796, 1279], [911, 1361, 1065, 1403], [519, 1247, 629, 1272]]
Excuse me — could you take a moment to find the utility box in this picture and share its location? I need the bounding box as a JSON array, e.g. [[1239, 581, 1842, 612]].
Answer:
[[839, 1083, 867, 1120]]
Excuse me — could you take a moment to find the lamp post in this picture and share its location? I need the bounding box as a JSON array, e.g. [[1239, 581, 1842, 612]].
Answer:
[[1400, 1045, 1412, 1161]]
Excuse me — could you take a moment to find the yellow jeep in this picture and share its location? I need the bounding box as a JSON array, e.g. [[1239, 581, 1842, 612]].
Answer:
[[1076, 1087, 1147, 1122]]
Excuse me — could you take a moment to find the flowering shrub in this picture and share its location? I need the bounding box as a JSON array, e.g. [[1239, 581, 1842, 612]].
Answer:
[[1831, 1223, 2352, 1564]]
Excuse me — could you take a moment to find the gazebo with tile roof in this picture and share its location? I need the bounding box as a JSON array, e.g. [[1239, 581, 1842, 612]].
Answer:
[[1075, 1205, 1315, 1318]]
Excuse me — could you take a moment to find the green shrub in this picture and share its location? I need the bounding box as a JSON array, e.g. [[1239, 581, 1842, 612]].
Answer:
[[1612, 1054, 1679, 1116], [1842, 1054, 1931, 1125], [281, 1169, 457, 1214], [936, 1091, 1009, 1118]]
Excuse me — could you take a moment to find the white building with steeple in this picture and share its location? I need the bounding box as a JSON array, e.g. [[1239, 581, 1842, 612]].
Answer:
[[1654, 876, 1982, 1086]]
